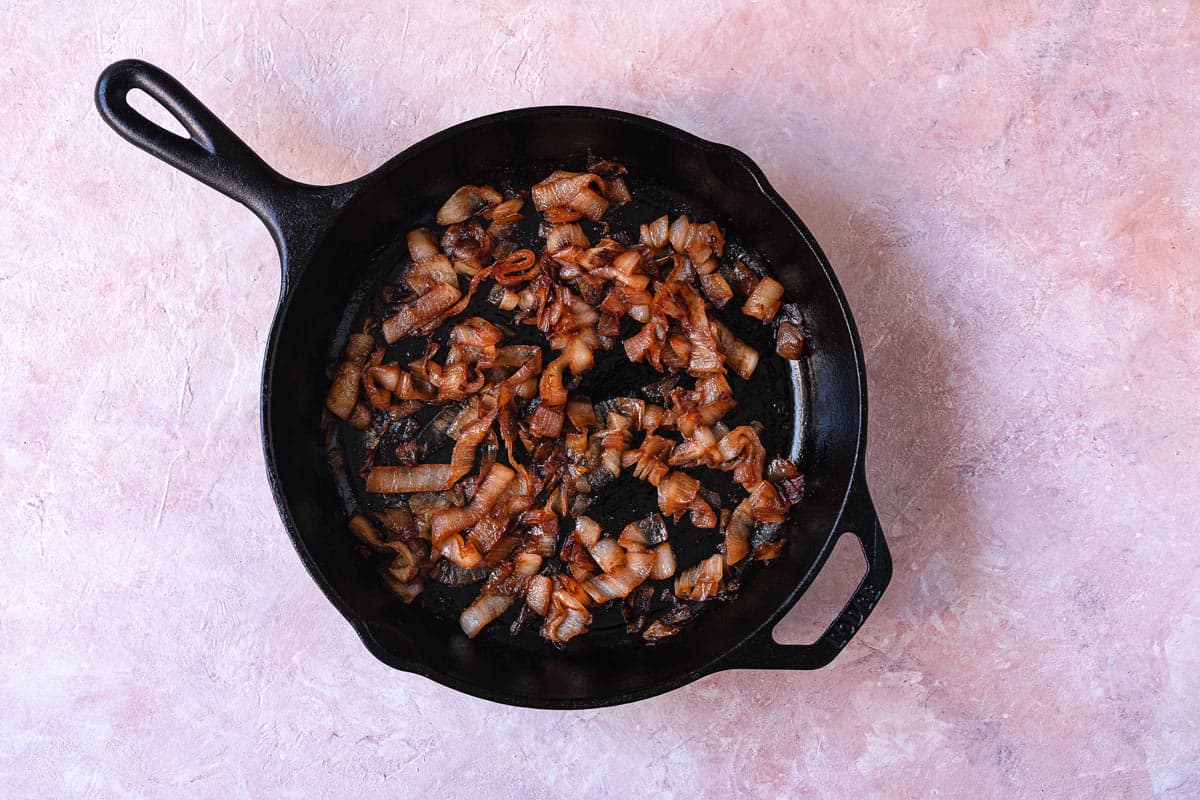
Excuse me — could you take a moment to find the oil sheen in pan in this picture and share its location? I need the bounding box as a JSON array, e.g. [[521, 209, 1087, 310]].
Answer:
[[324, 166, 809, 640]]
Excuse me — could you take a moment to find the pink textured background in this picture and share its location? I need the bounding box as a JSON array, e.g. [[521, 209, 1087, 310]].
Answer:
[[2, 2, 1198, 797]]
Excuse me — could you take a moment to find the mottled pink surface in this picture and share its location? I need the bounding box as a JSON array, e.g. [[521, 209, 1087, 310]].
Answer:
[[2, 2, 1198, 797]]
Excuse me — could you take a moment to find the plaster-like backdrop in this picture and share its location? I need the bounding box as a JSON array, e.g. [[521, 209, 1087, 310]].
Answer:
[[1, 2, 1197, 797]]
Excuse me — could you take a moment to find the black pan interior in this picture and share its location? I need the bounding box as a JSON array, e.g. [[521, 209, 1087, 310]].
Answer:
[[262, 110, 863, 706]]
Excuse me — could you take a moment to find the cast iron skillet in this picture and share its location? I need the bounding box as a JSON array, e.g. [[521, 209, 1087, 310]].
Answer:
[[95, 58, 892, 709]]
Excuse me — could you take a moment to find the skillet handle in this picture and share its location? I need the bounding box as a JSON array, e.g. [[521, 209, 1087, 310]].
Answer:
[[94, 59, 356, 291], [716, 471, 892, 670]]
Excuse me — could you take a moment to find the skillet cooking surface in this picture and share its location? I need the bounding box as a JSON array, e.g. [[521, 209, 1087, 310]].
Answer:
[[324, 162, 807, 644]]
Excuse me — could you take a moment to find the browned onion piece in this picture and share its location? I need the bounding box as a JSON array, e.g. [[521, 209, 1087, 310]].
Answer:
[[435, 463, 515, 537], [685, 221, 725, 264], [532, 171, 609, 221], [665, 374, 738, 436], [521, 509, 559, 558], [449, 316, 504, 354], [449, 393, 499, 477], [383, 538, 424, 583], [775, 320, 805, 360], [583, 549, 654, 603], [769, 458, 806, 505], [597, 412, 633, 476], [743, 276, 785, 323], [675, 554, 725, 601], [367, 464, 456, 494], [407, 227, 441, 262], [347, 513, 389, 550], [723, 259, 759, 296], [677, 282, 724, 376], [622, 433, 673, 486], [708, 318, 759, 380], [543, 207, 584, 223], [459, 594, 513, 637], [623, 317, 667, 370], [363, 360, 403, 409], [643, 603, 694, 641], [325, 333, 375, 419], [651, 542, 676, 580], [560, 526, 600, 581], [622, 584, 654, 633], [642, 619, 681, 641], [405, 251, 457, 295], [668, 425, 721, 469], [577, 236, 623, 270], [724, 504, 753, 565], [716, 425, 766, 489], [657, 470, 716, 528], [640, 215, 669, 249], [436, 184, 503, 226], [546, 223, 589, 252], [381, 282, 461, 343], [542, 574, 593, 644], [459, 549, 542, 637], [526, 401, 564, 438], [429, 464, 517, 568], [569, 188, 608, 221], [441, 219, 494, 270], [605, 176, 632, 204], [572, 514, 602, 547], [572, 515, 656, 604], [766, 455, 796, 482], [746, 479, 790, 523], [486, 197, 525, 223], [566, 399, 598, 431], [753, 539, 787, 561], [526, 574, 552, 616], [668, 215, 691, 253], [375, 507, 418, 539], [483, 535, 520, 567], [699, 272, 734, 309]]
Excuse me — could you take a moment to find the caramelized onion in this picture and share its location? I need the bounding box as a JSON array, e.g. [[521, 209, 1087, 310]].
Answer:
[[325, 333, 375, 419], [716, 425, 767, 489], [542, 574, 593, 644], [651, 542, 676, 580], [753, 539, 787, 561], [743, 276, 785, 323], [724, 504, 753, 565], [366, 464, 456, 494], [640, 215, 669, 249], [709, 318, 759, 380], [775, 320, 805, 360], [381, 283, 461, 343], [532, 171, 609, 221], [546, 223, 589, 252], [436, 184, 503, 226], [526, 574, 553, 616], [675, 554, 724, 601], [699, 272, 734, 308], [605, 176, 632, 204], [331, 162, 805, 647], [459, 594, 513, 637]]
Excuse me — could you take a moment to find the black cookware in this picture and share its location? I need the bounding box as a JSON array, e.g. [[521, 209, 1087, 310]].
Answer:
[[95, 59, 891, 708]]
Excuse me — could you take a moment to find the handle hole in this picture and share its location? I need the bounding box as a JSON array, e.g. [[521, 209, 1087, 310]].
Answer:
[[772, 531, 866, 645], [126, 88, 193, 141]]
